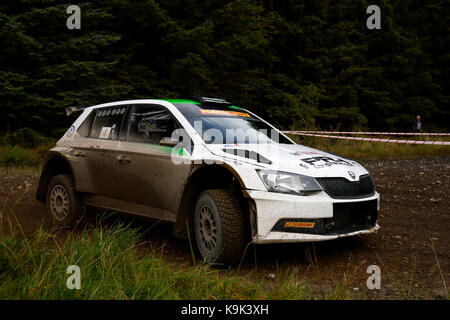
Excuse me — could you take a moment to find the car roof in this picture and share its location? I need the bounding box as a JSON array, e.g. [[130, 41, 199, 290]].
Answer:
[[89, 99, 174, 108], [87, 98, 246, 113], [161, 99, 200, 104]]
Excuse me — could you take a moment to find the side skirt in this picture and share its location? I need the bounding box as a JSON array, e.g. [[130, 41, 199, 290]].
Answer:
[[82, 194, 177, 223]]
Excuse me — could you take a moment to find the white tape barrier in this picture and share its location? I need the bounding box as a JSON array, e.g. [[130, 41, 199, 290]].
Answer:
[[288, 130, 450, 136], [282, 131, 450, 145]]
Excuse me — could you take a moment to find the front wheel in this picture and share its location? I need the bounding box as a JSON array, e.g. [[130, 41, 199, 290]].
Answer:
[[194, 189, 246, 265]]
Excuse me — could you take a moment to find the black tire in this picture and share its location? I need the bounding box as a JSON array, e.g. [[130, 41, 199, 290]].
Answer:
[[46, 174, 83, 226], [194, 189, 246, 265]]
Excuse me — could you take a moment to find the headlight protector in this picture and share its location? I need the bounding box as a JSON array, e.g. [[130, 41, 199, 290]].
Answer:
[[256, 170, 322, 196]]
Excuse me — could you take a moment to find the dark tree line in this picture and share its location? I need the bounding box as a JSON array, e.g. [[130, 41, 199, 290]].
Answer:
[[0, 0, 448, 136]]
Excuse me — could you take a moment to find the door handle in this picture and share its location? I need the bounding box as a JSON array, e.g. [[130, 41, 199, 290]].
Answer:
[[116, 155, 131, 163], [74, 151, 86, 157]]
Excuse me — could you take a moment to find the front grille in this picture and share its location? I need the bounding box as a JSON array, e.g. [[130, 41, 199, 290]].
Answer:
[[317, 174, 375, 199], [271, 199, 378, 235]]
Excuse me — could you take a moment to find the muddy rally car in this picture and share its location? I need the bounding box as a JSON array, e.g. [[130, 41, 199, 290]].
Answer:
[[36, 97, 380, 265]]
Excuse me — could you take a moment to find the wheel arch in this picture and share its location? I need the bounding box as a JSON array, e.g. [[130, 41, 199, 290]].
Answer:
[[36, 153, 74, 203], [172, 163, 250, 239]]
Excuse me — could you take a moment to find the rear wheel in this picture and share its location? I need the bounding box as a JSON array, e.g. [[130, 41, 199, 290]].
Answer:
[[194, 189, 246, 265], [46, 174, 83, 226]]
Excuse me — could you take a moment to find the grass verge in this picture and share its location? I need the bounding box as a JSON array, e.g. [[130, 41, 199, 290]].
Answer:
[[0, 218, 310, 300]]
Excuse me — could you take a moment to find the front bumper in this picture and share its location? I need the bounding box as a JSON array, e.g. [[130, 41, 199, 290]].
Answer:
[[246, 190, 380, 244]]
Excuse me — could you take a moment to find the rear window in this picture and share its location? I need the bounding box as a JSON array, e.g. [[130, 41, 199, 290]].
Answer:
[[88, 106, 127, 140]]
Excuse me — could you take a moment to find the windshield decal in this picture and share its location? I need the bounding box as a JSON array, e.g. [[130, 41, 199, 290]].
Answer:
[[199, 109, 251, 117]]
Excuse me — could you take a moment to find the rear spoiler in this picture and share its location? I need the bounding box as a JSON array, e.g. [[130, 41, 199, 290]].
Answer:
[[66, 105, 90, 116]]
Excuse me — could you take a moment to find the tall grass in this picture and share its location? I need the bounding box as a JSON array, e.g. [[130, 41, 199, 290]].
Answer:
[[0, 146, 43, 168], [0, 219, 310, 300], [0, 129, 53, 168]]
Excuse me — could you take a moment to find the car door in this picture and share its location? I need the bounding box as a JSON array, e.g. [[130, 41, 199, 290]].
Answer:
[[71, 105, 128, 198], [115, 103, 192, 220], [69, 109, 97, 193]]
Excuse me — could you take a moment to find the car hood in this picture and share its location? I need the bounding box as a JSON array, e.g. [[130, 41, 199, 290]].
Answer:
[[204, 143, 370, 180]]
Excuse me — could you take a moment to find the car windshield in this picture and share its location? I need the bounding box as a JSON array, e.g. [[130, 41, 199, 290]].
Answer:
[[172, 102, 293, 144]]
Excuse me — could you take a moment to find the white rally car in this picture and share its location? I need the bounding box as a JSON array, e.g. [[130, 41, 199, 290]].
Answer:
[[36, 97, 380, 265]]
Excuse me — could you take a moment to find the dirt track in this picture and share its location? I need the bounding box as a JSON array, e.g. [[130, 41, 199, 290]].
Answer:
[[1, 158, 449, 299]]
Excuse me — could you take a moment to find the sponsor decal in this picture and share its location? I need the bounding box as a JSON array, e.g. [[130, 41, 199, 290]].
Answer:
[[223, 144, 241, 148], [290, 151, 322, 156], [66, 125, 75, 137], [284, 221, 315, 229], [200, 109, 250, 117], [301, 156, 354, 168], [99, 127, 112, 139], [299, 163, 309, 169]]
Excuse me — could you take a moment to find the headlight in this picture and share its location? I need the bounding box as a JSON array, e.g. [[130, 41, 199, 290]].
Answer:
[[256, 170, 322, 196]]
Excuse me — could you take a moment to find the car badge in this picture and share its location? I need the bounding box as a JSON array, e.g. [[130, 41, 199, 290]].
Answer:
[[348, 171, 356, 180]]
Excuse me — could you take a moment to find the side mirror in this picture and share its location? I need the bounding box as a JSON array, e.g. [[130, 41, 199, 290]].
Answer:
[[159, 136, 179, 147]]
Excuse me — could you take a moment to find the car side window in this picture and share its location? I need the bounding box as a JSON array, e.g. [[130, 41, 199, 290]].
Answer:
[[126, 104, 180, 144], [88, 106, 127, 140], [77, 110, 96, 137]]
